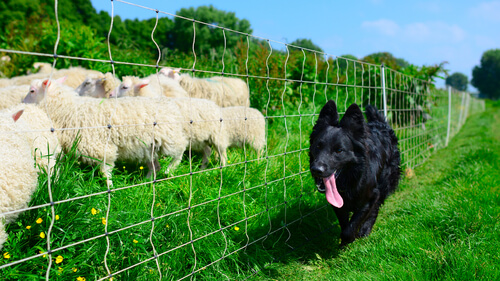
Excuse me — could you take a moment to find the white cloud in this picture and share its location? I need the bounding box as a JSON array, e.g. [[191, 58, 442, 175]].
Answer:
[[471, 1, 500, 22], [403, 22, 466, 43], [361, 19, 400, 36], [362, 20, 466, 43]]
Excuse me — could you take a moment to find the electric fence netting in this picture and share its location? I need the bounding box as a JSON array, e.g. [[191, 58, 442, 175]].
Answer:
[[0, 0, 485, 280]]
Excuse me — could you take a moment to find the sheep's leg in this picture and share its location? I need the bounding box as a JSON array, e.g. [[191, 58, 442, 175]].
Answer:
[[201, 145, 212, 169], [0, 221, 7, 250], [101, 163, 114, 187], [165, 153, 183, 174], [219, 148, 228, 167], [146, 158, 161, 178]]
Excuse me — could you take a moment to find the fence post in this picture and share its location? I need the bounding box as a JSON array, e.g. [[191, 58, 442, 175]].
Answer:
[[381, 63, 388, 119], [446, 86, 452, 147], [458, 91, 466, 129]]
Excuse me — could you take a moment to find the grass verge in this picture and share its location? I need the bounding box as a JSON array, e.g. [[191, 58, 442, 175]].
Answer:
[[257, 101, 500, 280]]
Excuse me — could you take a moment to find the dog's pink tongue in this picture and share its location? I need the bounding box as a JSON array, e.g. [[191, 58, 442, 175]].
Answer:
[[323, 174, 343, 208]]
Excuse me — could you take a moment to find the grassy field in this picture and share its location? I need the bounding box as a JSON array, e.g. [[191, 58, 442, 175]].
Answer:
[[0, 93, 491, 280], [255, 100, 500, 280]]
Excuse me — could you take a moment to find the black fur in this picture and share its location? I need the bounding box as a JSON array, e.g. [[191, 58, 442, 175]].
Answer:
[[309, 100, 401, 246]]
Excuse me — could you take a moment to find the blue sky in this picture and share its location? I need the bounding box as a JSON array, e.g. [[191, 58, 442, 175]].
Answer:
[[90, 0, 500, 91]]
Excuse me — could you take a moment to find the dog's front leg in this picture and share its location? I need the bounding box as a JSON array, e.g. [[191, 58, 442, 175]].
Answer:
[[333, 208, 353, 246], [341, 189, 381, 245]]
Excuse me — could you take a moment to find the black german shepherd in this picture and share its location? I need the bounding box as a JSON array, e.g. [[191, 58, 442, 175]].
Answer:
[[309, 100, 401, 246]]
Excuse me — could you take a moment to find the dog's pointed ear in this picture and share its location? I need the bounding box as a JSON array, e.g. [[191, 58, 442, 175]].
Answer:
[[340, 103, 365, 138], [317, 100, 339, 127]]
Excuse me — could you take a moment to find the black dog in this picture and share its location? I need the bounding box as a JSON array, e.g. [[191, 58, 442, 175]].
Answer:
[[309, 100, 400, 246]]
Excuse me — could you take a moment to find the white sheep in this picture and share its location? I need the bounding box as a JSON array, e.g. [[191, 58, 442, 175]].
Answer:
[[168, 97, 227, 168], [217, 106, 266, 164], [4, 104, 61, 173], [23, 78, 189, 185], [33, 62, 54, 74], [160, 67, 250, 107], [2, 66, 101, 88], [0, 85, 30, 110], [0, 109, 39, 250], [76, 72, 121, 98], [168, 99, 265, 168], [110, 74, 188, 98]]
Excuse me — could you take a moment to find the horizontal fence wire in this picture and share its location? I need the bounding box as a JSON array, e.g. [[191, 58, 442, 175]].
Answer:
[[0, 0, 486, 280]]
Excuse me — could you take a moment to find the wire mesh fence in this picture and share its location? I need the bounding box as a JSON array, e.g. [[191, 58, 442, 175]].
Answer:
[[0, 0, 486, 280]]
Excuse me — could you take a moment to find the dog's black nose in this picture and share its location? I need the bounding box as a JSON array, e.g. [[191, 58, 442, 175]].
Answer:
[[310, 164, 326, 177]]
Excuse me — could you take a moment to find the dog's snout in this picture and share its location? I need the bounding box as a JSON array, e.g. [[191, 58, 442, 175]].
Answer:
[[310, 164, 326, 177]]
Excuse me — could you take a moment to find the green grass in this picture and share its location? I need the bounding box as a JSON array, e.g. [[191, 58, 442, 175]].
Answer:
[[0, 95, 492, 280], [254, 101, 500, 280]]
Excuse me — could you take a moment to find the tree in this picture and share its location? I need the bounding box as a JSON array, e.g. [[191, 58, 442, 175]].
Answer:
[[445, 72, 468, 91], [289, 38, 323, 53], [171, 5, 252, 55], [472, 49, 500, 99], [362, 52, 409, 70]]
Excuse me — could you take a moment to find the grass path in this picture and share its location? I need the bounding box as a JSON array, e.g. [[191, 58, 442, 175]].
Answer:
[[258, 101, 500, 280]]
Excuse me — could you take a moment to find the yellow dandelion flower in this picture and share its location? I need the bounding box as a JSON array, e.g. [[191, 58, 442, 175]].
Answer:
[[77, 277, 86, 281], [123, 166, 126, 169], [91, 208, 97, 215], [58, 267, 63, 272], [3, 252, 10, 259], [166, 223, 170, 229], [39, 250, 46, 258], [26, 225, 31, 230], [101, 218, 107, 225], [140, 166, 144, 170], [234, 226, 240, 231], [228, 160, 231, 164], [55, 215, 60, 220], [133, 239, 138, 244], [55, 255, 63, 264], [72, 267, 78, 273], [40, 232, 46, 239], [36, 218, 43, 224]]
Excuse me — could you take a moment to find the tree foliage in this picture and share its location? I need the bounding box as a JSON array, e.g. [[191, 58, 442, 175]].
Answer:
[[172, 5, 252, 56], [290, 38, 323, 52], [446, 72, 468, 92], [363, 52, 409, 69], [471, 49, 500, 100]]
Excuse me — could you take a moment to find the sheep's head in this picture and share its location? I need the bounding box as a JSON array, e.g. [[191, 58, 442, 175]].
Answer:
[[159, 67, 182, 82], [110, 76, 149, 98], [76, 77, 106, 98], [23, 77, 66, 104]]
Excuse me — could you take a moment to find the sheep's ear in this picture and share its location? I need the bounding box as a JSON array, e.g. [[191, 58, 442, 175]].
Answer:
[[12, 109, 24, 122], [42, 79, 51, 88], [56, 76, 66, 84], [137, 79, 149, 89]]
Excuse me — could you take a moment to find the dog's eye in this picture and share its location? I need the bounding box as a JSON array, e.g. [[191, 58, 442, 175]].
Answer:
[[336, 148, 343, 153]]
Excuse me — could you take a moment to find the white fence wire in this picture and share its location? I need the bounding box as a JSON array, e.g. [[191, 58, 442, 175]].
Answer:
[[0, 0, 485, 280]]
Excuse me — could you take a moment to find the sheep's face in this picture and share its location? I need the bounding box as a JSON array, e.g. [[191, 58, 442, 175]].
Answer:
[[76, 78, 106, 98], [23, 79, 47, 104], [110, 78, 149, 98], [110, 80, 132, 98], [23, 77, 66, 104]]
